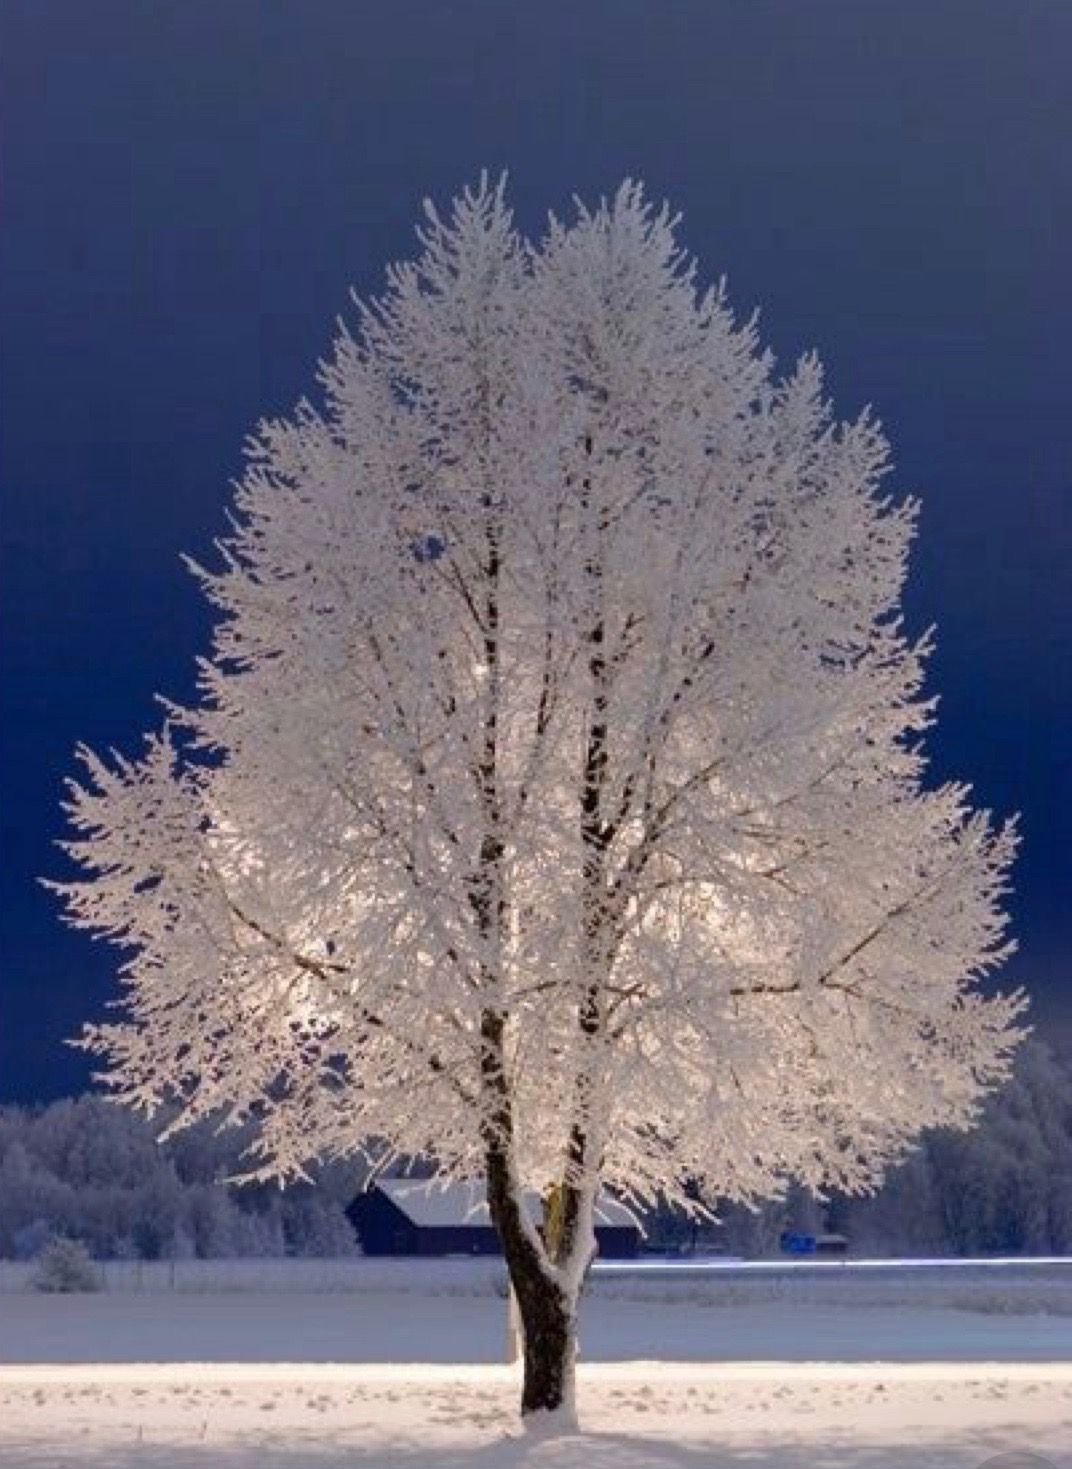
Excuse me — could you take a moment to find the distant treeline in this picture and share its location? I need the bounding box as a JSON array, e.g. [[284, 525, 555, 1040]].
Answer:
[[0, 1100, 361, 1261], [2, 1037, 1070, 1261]]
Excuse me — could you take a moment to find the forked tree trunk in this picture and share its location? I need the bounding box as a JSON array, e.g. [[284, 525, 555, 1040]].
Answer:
[[485, 1138, 582, 1423], [504, 1230, 578, 1420]]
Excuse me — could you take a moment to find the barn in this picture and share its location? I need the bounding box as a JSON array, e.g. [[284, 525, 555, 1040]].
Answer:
[[348, 1178, 641, 1259]]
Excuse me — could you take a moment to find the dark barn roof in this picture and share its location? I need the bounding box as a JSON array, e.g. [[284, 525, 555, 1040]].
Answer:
[[349, 1178, 640, 1258]]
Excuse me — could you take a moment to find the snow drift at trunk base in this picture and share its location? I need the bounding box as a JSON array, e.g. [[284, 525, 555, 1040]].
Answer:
[[54, 178, 1023, 1420]]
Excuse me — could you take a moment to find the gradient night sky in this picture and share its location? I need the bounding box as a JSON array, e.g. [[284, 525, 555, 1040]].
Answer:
[[1, 2, 1069, 1103]]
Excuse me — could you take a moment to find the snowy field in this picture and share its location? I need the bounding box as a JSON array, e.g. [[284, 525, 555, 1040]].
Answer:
[[1, 1362, 1070, 1468], [3, 1286, 1072, 1364], [4, 1253, 1072, 1310], [1, 1266, 1069, 1466]]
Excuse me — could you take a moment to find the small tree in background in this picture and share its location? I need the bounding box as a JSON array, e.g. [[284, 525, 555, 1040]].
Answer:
[[56, 180, 1021, 1423], [32, 1237, 100, 1294]]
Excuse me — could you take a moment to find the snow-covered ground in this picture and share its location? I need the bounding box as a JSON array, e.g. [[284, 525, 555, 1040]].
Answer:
[[2, 1289, 1071, 1364], [0, 1361, 1068, 1467], [4, 1253, 1071, 1312], [1, 1274, 1068, 1466]]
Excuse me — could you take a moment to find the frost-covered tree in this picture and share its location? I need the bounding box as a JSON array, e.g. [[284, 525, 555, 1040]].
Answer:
[[56, 180, 1022, 1421]]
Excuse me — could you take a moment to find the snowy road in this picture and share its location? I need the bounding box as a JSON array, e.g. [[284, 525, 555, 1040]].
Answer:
[[1, 1290, 1070, 1364]]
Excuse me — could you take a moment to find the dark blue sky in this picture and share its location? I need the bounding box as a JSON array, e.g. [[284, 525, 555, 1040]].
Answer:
[[1, 1, 1069, 1102]]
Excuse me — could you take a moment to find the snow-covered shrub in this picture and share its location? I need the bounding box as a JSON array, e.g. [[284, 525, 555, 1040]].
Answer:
[[31, 1237, 100, 1293]]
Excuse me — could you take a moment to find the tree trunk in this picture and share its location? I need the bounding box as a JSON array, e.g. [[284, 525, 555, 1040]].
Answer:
[[506, 1238, 577, 1421], [484, 1137, 580, 1423]]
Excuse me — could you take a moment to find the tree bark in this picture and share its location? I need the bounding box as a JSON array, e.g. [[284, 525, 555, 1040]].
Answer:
[[503, 1224, 577, 1419], [516, 1271, 576, 1419], [484, 1137, 579, 1422]]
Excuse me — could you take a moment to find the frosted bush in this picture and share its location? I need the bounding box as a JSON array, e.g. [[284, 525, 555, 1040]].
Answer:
[[31, 1237, 100, 1293]]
